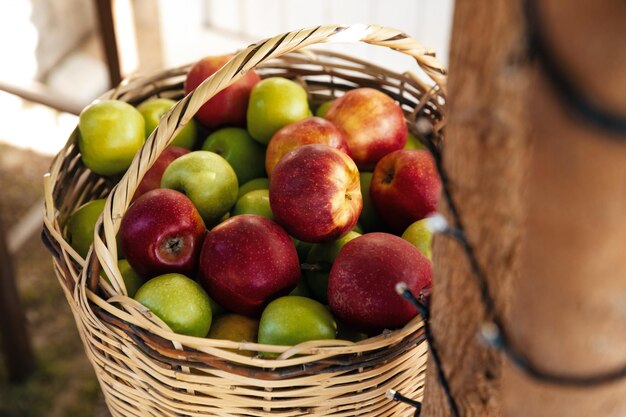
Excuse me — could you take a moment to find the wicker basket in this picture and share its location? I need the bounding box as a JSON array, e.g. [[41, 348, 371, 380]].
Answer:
[[42, 24, 446, 416]]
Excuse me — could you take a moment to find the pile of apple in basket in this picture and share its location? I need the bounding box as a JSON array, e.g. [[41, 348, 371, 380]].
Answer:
[[68, 54, 441, 356]]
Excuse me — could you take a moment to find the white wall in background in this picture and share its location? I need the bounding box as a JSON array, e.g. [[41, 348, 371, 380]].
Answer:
[[157, 0, 454, 74]]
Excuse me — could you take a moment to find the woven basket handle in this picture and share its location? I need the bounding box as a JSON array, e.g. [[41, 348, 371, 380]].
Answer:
[[89, 24, 447, 294]]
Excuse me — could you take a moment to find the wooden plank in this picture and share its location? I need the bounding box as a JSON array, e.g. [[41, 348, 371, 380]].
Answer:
[[93, 0, 122, 88]]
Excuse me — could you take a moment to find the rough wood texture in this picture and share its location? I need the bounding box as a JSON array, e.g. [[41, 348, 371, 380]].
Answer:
[[503, 0, 626, 415], [421, 1, 528, 416]]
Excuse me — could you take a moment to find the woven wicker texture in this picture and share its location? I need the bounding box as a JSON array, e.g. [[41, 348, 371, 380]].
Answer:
[[42, 24, 446, 416]]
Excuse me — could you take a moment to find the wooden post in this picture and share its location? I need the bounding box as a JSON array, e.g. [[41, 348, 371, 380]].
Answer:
[[503, 0, 626, 415], [421, 0, 528, 416], [422, 0, 626, 415], [0, 216, 36, 382]]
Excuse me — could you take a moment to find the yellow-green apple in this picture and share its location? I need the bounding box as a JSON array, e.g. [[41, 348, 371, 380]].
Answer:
[[201, 127, 266, 184], [237, 177, 269, 199], [199, 215, 300, 316], [120, 189, 206, 278], [115, 259, 144, 297], [132, 146, 189, 202], [269, 144, 362, 243], [325, 88, 407, 169], [78, 100, 145, 176], [67, 199, 106, 258], [208, 314, 259, 356], [185, 55, 260, 128], [357, 171, 384, 232], [102, 259, 144, 297], [265, 117, 349, 177], [258, 296, 336, 356], [247, 77, 311, 144], [404, 131, 426, 150], [161, 151, 238, 225], [232, 189, 273, 220], [134, 273, 212, 337], [402, 218, 433, 259], [304, 230, 361, 304], [315, 100, 334, 117], [137, 98, 197, 149], [370, 149, 441, 233], [328, 233, 432, 334], [67, 198, 125, 259]]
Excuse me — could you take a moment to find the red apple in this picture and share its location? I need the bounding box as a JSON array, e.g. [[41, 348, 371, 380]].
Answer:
[[120, 189, 206, 278], [269, 144, 362, 243], [265, 117, 349, 177], [328, 233, 432, 334], [132, 146, 189, 202], [325, 88, 407, 169], [185, 55, 261, 128], [198, 215, 300, 316], [370, 149, 441, 233]]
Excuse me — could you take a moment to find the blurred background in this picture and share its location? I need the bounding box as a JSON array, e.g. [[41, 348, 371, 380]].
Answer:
[[0, 0, 453, 415]]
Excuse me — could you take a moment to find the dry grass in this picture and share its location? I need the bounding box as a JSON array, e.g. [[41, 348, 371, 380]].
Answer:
[[0, 143, 100, 417]]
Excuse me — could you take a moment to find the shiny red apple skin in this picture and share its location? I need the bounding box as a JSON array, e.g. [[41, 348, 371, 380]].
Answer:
[[184, 55, 261, 128], [132, 146, 189, 202], [198, 214, 300, 317], [324, 88, 407, 170], [328, 233, 432, 334], [370, 149, 441, 233], [265, 117, 349, 177], [269, 144, 362, 243], [120, 189, 206, 278]]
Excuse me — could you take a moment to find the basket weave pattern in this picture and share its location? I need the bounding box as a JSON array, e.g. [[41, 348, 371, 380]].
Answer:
[[42, 24, 446, 416]]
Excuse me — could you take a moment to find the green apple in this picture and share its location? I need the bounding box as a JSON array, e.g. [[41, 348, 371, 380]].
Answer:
[[67, 199, 106, 258], [232, 189, 273, 220], [208, 294, 226, 316], [404, 131, 426, 150], [134, 273, 212, 337], [201, 127, 266, 184], [258, 296, 336, 357], [304, 231, 361, 304], [116, 259, 144, 297], [315, 100, 334, 117], [401, 218, 433, 259], [78, 100, 145, 176], [161, 151, 238, 224], [102, 259, 144, 297], [358, 172, 385, 232], [137, 98, 197, 149], [67, 199, 125, 259], [238, 177, 269, 199], [247, 77, 310, 144]]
